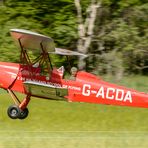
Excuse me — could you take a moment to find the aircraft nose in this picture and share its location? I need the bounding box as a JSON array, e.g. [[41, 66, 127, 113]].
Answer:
[[0, 62, 19, 89]]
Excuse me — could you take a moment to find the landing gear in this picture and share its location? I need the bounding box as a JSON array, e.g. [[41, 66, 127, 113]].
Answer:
[[19, 108, 29, 119], [7, 89, 30, 119], [7, 105, 29, 119], [7, 105, 20, 119]]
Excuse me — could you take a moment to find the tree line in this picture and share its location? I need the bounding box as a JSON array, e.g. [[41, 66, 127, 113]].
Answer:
[[0, 0, 147, 79]]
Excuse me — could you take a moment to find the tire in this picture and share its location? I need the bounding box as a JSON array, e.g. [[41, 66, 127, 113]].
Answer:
[[7, 105, 21, 119], [18, 108, 29, 120]]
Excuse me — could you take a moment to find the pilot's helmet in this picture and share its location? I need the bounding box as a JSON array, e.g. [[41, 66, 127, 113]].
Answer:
[[71, 67, 78, 74]]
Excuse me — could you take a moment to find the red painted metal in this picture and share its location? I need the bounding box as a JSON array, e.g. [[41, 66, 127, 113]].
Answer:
[[19, 95, 31, 110]]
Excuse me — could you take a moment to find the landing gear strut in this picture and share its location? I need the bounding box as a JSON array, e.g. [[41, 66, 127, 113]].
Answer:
[[7, 89, 30, 119]]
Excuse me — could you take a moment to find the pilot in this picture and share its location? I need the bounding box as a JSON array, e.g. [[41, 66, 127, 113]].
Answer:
[[70, 67, 78, 80]]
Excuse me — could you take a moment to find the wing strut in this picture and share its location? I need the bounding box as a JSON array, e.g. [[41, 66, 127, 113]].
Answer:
[[18, 38, 34, 79], [40, 42, 53, 70], [18, 38, 31, 65]]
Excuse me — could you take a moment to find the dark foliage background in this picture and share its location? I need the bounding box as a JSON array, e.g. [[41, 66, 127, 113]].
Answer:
[[0, 0, 147, 76]]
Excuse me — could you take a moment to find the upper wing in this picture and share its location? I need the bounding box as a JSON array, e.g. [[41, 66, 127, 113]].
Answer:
[[10, 29, 87, 57], [10, 29, 55, 52]]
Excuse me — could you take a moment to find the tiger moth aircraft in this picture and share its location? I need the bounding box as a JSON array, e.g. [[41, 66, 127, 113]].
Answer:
[[0, 29, 147, 120]]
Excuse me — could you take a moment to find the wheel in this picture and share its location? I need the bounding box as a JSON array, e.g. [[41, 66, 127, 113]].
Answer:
[[7, 105, 21, 119], [18, 108, 29, 120]]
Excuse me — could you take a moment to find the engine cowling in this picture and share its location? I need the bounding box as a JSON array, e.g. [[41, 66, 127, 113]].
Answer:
[[0, 62, 19, 89]]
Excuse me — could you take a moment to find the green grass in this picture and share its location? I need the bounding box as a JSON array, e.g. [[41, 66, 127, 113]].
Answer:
[[103, 75, 148, 92], [0, 75, 148, 148]]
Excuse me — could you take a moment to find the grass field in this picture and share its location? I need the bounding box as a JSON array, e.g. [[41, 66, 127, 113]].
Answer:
[[0, 75, 148, 148]]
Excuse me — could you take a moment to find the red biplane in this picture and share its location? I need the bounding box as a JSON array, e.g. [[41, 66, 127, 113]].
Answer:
[[0, 29, 147, 119]]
